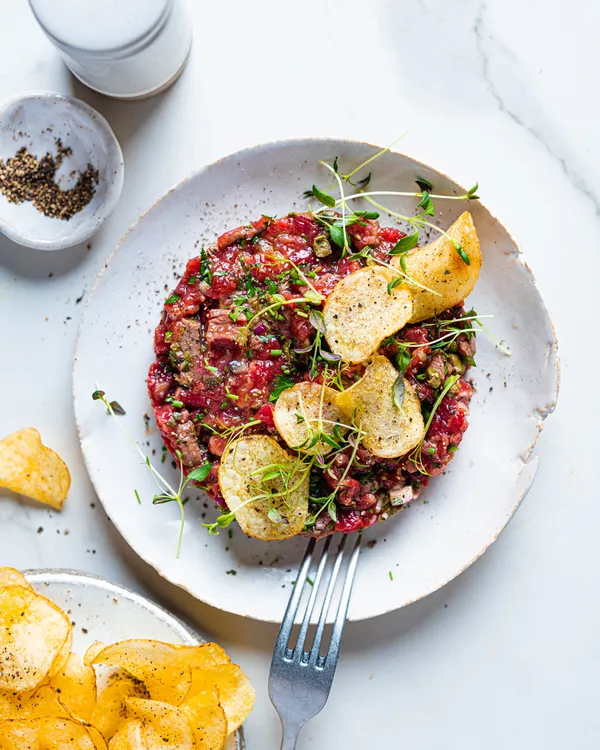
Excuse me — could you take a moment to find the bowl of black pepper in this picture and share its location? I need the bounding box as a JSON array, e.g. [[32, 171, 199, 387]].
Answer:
[[0, 91, 124, 250]]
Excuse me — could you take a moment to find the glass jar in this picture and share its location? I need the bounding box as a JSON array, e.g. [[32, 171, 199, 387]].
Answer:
[[28, 0, 192, 100]]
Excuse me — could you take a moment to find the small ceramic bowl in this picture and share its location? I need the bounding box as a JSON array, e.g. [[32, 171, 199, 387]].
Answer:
[[0, 91, 124, 250]]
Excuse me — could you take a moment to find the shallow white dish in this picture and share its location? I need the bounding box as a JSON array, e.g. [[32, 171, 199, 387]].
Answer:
[[0, 92, 124, 250], [25, 569, 242, 749], [73, 139, 559, 623]]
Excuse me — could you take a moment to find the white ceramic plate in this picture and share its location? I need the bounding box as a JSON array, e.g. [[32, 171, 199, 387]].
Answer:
[[73, 139, 559, 623], [25, 569, 242, 749]]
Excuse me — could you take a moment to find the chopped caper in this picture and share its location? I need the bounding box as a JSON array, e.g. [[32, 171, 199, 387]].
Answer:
[[426, 366, 442, 389], [448, 353, 465, 374], [313, 234, 332, 258]]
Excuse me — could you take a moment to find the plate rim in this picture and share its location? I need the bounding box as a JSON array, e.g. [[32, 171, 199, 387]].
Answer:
[[73, 137, 560, 623], [24, 567, 202, 643]]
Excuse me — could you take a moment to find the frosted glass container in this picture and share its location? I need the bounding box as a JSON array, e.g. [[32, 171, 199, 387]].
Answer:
[[28, 0, 192, 100]]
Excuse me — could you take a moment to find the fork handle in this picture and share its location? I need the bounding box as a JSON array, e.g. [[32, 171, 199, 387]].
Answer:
[[280, 719, 303, 750]]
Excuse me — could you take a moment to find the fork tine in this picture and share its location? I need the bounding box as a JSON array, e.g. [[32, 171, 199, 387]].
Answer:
[[323, 534, 361, 666], [273, 537, 316, 656], [293, 535, 333, 657], [308, 534, 348, 666]]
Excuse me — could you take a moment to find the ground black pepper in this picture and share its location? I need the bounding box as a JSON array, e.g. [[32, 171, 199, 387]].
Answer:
[[0, 139, 99, 220]]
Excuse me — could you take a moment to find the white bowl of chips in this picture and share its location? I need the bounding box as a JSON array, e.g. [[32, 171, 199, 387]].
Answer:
[[0, 567, 250, 748]]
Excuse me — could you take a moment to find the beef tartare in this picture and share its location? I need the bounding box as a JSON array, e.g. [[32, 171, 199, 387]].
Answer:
[[148, 210, 480, 540]]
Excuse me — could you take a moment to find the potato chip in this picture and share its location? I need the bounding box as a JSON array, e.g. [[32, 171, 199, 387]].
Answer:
[[0, 718, 107, 749], [323, 266, 413, 363], [218, 435, 309, 541], [273, 382, 347, 456], [124, 698, 194, 749], [0, 685, 71, 722], [83, 642, 105, 668], [397, 211, 482, 323], [47, 653, 96, 722], [106, 719, 144, 750], [48, 630, 73, 678], [24, 687, 71, 721], [0, 586, 71, 692], [41, 718, 107, 749], [0, 569, 32, 591], [0, 720, 40, 749], [91, 671, 149, 741], [186, 664, 254, 735], [336, 355, 425, 458], [180, 691, 227, 750], [172, 644, 230, 671], [89, 640, 191, 706], [0, 428, 70, 509], [86, 726, 108, 750]]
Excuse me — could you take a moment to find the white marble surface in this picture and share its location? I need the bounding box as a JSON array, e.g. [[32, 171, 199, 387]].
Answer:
[[0, 0, 597, 747]]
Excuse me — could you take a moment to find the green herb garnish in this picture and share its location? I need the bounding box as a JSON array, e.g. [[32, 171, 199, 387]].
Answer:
[[269, 374, 295, 401]]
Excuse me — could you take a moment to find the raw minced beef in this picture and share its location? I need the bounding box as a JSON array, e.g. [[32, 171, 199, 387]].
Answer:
[[148, 212, 475, 538]]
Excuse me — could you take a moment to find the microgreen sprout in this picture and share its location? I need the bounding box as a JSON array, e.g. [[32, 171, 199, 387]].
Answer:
[[399, 313, 511, 357], [201, 453, 313, 536], [241, 291, 322, 336], [92, 390, 212, 558], [305, 419, 365, 526], [264, 252, 323, 300], [409, 375, 460, 474], [306, 137, 479, 266]]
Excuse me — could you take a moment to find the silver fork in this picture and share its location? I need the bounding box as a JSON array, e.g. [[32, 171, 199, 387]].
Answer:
[[268, 534, 362, 750]]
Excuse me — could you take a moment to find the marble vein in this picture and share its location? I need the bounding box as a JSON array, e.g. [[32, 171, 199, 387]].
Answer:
[[473, 3, 600, 218]]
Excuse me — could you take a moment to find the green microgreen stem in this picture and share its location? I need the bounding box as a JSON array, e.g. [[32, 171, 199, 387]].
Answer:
[[93, 391, 199, 558], [306, 421, 364, 525], [325, 189, 479, 205], [341, 133, 408, 181], [473, 319, 512, 356], [421, 314, 494, 327], [401, 328, 480, 348], [409, 374, 461, 473], [359, 195, 470, 265], [319, 160, 349, 253], [243, 294, 316, 331], [265, 252, 323, 300], [368, 255, 442, 297]]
